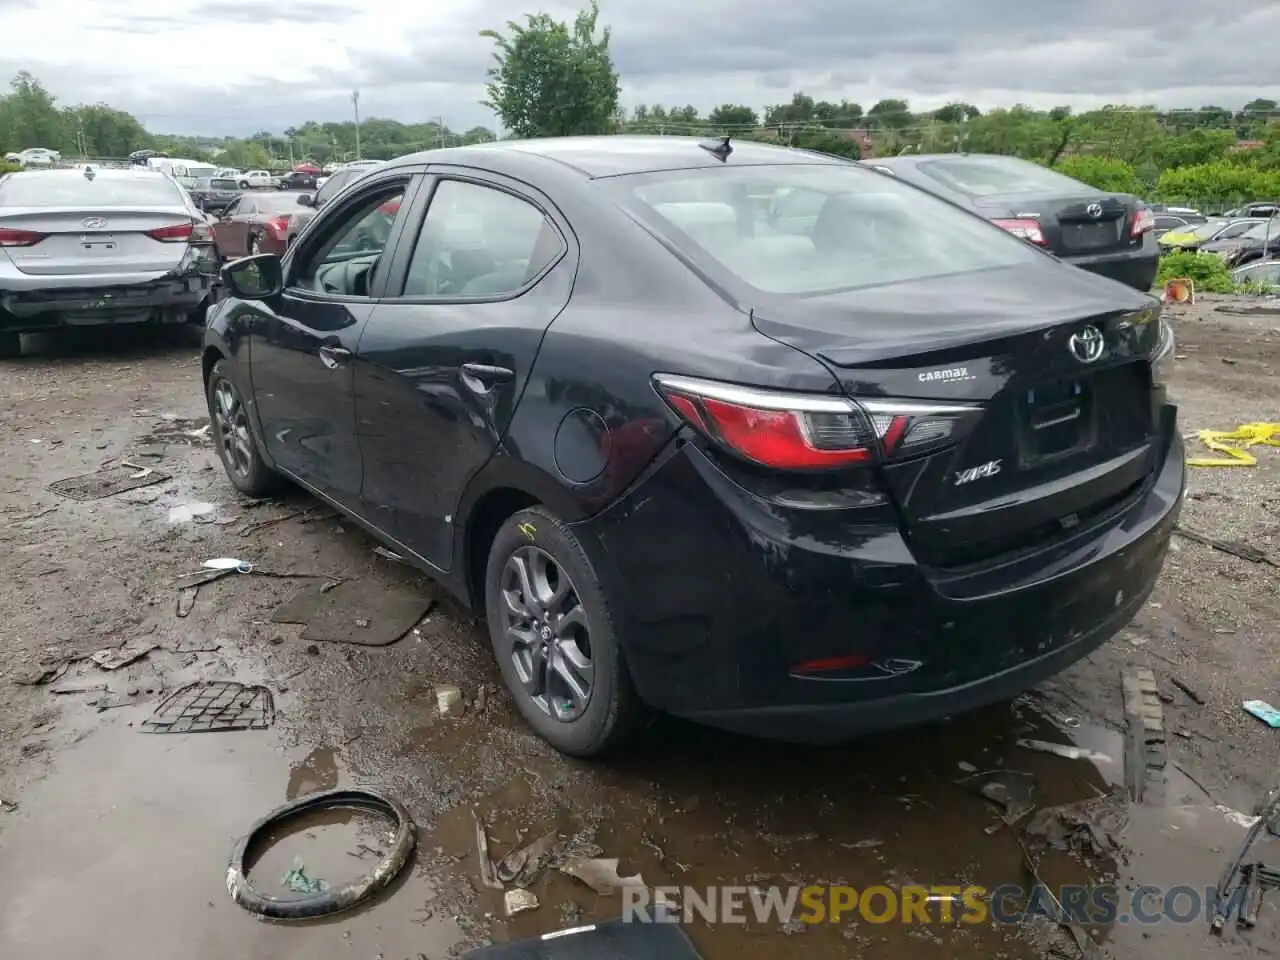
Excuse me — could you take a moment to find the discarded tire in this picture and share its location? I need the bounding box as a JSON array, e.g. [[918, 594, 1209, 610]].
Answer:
[[226, 788, 415, 920]]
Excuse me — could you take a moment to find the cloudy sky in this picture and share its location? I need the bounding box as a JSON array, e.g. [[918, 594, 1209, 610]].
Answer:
[[0, 0, 1277, 136]]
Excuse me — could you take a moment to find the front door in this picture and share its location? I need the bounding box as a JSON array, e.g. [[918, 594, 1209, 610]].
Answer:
[[352, 170, 576, 570], [214, 198, 249, 257], [247, 171, 420, 511]]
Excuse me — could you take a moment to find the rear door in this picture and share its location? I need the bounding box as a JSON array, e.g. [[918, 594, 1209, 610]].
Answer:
[[352, 168, 575, 570]]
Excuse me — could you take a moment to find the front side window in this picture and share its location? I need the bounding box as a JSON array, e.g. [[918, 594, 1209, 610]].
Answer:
[[315, 170, 352, 206], [606, 163, 1039, 297], [401, 179, 563, 297], [292, 184, 406, 296]]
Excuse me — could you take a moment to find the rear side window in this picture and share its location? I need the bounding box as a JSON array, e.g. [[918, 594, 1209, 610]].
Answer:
[[401, 180, 563, 297], [915, 156, 1096, 198], [609, 164, 1038, 296], [0, 174, 183, 207]]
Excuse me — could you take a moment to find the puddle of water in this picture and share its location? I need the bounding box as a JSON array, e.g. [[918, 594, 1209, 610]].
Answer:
[[245, 805, 399, 898], [286, 745, 339, 799], [0, 720, 464, 960]]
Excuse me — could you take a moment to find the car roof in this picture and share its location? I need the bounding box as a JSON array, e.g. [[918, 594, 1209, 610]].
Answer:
[[6, 166, 169, 182], [385, 135, 847, 179]]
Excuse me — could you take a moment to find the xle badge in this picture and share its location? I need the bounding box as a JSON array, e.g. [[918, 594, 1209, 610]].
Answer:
[[954, 459, 1001, 486]]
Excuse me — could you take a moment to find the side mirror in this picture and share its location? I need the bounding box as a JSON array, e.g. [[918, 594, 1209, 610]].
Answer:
[[297, 194, 314, 207], [222, 254, 283, 300]]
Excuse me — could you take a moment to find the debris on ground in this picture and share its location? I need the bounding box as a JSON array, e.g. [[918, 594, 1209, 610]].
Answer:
[[497, 831, 558, 887], [1212, 781, 1280, 932], [1123, 667, 1168, 805], [436, 685, 465, 717], [372, 545, 408, 563], [281, 856, 329, 894], [48, 464, 170, 501], [1242, 700, 1280, 728], [1185, 422, 1280, 468], [1169, 675, 1207, 705], [1016, 739, 1111, 763], [473, 811, 504, 890], [141, 681, 274, 733], [1016, 836, 1102, 959], [1025, 793, 1129, 861], [271, 580, 432, 647], [90, 642, 158, 671], [1174, 525, 1278, 567], [167, 502, 216, 523], [558, 857, 645, 895], [13, 659, 74, 686], [963, 770, 1035, 829], [503, 888, 539, 917], [175, 585, 199, 618], [0, 799, 17, 813]]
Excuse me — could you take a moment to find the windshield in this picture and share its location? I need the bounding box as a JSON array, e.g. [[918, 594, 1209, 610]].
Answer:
[[916, 155, 1099, 198], [0, 173, 184, 207], [607, 163, 1041, 296], [1186, 221, 1229, 239]]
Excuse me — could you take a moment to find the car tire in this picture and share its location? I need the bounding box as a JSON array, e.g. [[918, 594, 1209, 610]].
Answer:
[[484, 506, 647, 758], [206, 359, 280, 497], [0, 331, 20, 359], [238, 180, 249, 189]]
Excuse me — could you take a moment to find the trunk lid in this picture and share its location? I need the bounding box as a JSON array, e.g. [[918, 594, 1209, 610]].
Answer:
[[976, 193, 1141, 259], [752, 265, 1162, 569], [0, 206, 193, 276]]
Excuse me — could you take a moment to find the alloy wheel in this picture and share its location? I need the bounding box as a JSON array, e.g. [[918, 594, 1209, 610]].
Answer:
[[498, 545, 594, 722], [212, 377, 254, 480]]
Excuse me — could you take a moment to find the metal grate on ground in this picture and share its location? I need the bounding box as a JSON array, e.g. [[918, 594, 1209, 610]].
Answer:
[[141, 681, 274, 733]]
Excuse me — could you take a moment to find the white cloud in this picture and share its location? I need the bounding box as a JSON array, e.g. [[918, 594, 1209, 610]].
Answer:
[[0, 0, 1276, 136]]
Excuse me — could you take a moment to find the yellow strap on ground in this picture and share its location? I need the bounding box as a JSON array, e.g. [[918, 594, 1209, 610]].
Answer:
[[1186, 423, 1280, 467]]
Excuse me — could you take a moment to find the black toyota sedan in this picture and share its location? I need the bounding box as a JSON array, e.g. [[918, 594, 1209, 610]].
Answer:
[[201, 136, 1184, 757], [861, 153, 1160, 292]]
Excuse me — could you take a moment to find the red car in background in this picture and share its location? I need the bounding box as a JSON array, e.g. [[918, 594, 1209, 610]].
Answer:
[[213, 192, 310, 258]]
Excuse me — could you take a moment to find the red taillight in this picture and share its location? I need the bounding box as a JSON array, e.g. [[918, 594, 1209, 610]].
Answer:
[[1131, 208, 1155, 238], [148, 222, 194, 242], [0, 227, 45, 247], [653, 374, 980, 471], [266, 216, 290, 235], [991, 218, 1047, 246]]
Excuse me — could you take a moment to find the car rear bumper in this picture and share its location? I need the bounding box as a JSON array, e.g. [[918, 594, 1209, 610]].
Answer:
[[575, 404, 1184, 742], [1065, 234, 1160, 292], [0, 268, 214, 330]]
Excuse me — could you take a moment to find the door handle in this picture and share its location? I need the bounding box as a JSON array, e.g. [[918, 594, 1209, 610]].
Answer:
[[460, 363, 514, 394], [318, 344, 352, 368]]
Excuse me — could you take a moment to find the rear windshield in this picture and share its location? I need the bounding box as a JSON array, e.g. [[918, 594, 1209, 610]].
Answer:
[[210, 178, 240, 190], [187, 166, 217, 178], [915, 155, 1095, 198], [607, 163, 1040, 296], [0, 173, 184, 208]]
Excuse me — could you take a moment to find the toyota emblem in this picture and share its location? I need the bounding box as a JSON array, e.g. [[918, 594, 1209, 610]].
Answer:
[[81, 216, 108, 229], [1068, 325, 1105, 363], [1086, 202, 1103, 219]]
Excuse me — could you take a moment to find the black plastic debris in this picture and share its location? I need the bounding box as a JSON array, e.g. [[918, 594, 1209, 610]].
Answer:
[[141, 681, 274, 733], [49, 464, 170, 501]]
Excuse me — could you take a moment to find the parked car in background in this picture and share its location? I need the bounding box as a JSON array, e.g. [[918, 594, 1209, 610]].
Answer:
[[211, 191, 305, 257], [0, 166, 217, 356], [860, 153, 1159, 292], [277, 170, 318, 190], [147, 158, 218, 192], [201, 136, 1182, 757], [1232, 259, 1280, 290], [4, 152, 21, 164], [284, 163, 375, 245], [1224, 201, 1280, 218], [1149, 204, 1205, 222], [192, 176, 242, 215], [1200, 217, 1280, 266], [1159, 217, 1266, 251], [1152, 214, 1194, 238], [237, 170, 279, 190]]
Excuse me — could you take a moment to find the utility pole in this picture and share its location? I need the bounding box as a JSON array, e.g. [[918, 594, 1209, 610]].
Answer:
[[435, 116, 447, 148], [352, 90, 362, 159], [287, 138, 295, 168]]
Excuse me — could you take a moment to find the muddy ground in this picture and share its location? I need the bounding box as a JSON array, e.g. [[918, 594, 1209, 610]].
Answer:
[[1, 297, 1278, 960]]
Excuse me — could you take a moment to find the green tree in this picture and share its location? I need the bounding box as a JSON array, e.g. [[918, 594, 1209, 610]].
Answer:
[[0, 72, 67, 152], [1050, 156, 1143, 194], [707, 104, 758, 128], [481, 0, 620, 139], [866, 98, 912, 130]]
